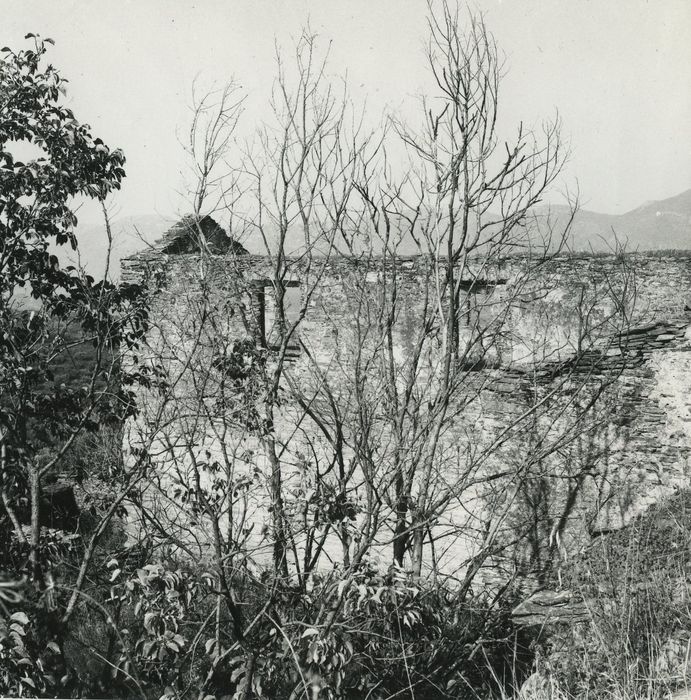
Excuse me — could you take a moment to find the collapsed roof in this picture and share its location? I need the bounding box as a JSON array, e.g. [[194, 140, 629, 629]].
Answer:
[[153, 215, 248, 255]]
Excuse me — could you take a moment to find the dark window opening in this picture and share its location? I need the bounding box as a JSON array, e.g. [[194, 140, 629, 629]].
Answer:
[[250, 283, 267, 346], [250, 280, 302, 360], [453, 278, 507, 370]]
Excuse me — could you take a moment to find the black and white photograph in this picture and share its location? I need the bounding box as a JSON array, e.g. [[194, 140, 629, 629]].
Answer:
[[1, 1, 691, 697]]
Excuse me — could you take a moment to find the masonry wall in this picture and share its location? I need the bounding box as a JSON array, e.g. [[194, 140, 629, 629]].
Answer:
[[121, 249, 691, 575]]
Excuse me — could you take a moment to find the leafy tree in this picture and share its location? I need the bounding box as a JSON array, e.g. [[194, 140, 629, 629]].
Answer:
[[0, 34, 153, 697]]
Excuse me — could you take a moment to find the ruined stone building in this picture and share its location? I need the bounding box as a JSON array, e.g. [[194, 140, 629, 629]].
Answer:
[[121, 216, 691, 578]]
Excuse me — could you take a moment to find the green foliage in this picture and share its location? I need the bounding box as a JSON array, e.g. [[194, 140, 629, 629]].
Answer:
[[112, 564, 194, 689], [87, 559, 533, 699], [0, 32, 150, 467], [0, 33, 157, 699], [0, 609, 54, 696], [211, 338, 268, 432], [0, 30, 150, 529]]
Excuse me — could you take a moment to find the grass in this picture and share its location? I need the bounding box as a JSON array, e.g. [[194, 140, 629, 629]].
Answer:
[[502, 490, 691, 699]]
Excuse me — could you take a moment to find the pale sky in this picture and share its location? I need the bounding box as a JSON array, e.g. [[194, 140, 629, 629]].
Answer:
[[3, 0, 691, 224]]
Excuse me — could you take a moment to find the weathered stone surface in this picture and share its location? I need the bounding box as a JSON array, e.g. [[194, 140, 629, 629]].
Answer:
[[121, 237, 691, 572], [512, 590, 590, 626]]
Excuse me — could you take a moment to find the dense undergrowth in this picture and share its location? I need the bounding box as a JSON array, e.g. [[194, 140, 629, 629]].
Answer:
[[4, 489, 691, 698], [1, 538, 538, 698]]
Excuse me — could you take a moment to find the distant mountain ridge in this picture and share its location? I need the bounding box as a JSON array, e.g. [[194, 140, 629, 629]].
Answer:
[[537, 188, 691, 252], [69, 189, 691, 278]]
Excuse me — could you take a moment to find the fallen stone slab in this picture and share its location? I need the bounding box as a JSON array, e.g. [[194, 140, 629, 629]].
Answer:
[[512, 590, 590, 626]]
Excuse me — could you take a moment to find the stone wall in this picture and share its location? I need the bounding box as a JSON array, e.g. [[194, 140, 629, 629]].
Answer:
[[121, 236, 691, 575]]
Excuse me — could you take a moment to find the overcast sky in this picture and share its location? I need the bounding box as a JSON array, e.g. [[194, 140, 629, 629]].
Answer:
[[3, 0, 691, 224]]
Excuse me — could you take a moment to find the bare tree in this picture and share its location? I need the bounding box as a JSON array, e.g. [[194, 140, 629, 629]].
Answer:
[[123, 29, 381, 694], [122, 5, 638, 695], [316, 0, 574, 579]]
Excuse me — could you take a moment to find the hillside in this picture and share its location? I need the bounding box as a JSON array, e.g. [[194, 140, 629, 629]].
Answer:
[[617, 188, 691, 249], [536, 188, 691, 252]]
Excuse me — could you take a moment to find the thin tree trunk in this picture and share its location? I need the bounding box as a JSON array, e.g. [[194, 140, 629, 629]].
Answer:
[[393, 478, 408, 566], [30, 467, 42, 583], [340, 521, 351, 568], [410, 525, 424, 578], [266, 436, 289, 579], [237, 652, 257, 700]]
